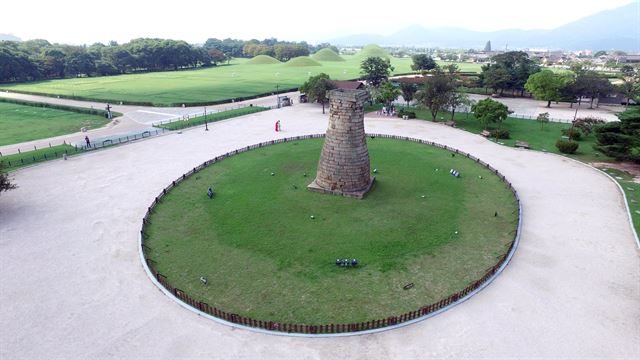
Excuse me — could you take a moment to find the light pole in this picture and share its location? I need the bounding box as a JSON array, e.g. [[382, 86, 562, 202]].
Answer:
[[204, 107, 209, 131]]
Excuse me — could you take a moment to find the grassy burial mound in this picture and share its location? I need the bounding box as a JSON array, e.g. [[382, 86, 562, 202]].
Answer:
[[247, 55, 282, 65], [358, 44, 390, 59], [311, 48, 345, 62], [144, 138, 518, 324], [284, 56, 322, 67]]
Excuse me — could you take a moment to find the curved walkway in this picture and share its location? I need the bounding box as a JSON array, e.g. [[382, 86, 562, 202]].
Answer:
[[0, 104, 638, 359]]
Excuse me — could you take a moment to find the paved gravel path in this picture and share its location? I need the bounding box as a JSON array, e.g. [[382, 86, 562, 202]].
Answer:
[[0, 104, 638, 359]]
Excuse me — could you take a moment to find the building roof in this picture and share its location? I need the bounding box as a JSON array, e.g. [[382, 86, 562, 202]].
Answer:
[[329, 80, 365, 90]]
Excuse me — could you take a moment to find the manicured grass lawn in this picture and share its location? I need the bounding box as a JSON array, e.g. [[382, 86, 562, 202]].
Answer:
[[408, 107, 611, 163], [599, 167, 640, 235], [0, 102, 109, 146], [0, 144, 83, 171], [145, 138, 517, 324], [0, 56, 480, 106], [157, 106, 269, 130]]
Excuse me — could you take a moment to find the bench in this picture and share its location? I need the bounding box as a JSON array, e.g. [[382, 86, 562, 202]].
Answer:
[[480, 130, 491, 137], [445, 121, 456, 128], [515, 140, 530, 149]]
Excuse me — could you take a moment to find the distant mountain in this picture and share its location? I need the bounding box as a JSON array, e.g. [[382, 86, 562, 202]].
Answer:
[[329, 3, 640, 51], [0, 33, 20, 41]]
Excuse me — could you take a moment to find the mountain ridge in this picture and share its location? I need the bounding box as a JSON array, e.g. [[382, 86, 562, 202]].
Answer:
[[329, 3, 640, 51]]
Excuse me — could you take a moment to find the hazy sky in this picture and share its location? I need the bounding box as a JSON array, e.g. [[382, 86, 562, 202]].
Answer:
[[2, 0, 636, 44]]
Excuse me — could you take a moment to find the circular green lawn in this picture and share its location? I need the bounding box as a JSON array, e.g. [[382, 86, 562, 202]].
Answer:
[[145, 138, 517, 324]]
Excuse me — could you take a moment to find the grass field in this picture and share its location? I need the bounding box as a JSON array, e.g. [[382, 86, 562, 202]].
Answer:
[[0, 102, 109, 146], [0, 144, 83, 171], [600, 168, 640, 235], [405, 107, 611, 163], [157, 106, 269, 130], [145, 138, 517, 324], [0, 56, 481, 106]]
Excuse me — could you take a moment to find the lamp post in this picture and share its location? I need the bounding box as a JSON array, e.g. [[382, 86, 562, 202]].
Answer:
[[204, 107, 209, 131]]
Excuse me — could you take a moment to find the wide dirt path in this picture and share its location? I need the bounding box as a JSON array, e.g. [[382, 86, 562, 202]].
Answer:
[[0, 104, 638, 359]]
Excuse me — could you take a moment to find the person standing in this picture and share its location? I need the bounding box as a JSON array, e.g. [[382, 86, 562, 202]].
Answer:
[[85, 136, 91, 148]]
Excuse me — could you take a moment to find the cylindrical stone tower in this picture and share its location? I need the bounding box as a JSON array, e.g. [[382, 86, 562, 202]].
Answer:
[[307, 89, 375, 199]]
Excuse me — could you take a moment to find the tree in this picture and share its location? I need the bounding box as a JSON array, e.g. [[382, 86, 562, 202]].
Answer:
[[447, 92, 469, 121], [536, 112, 550, 130], [360, 56, 394, 88], [0, 162, 17, 195], [375, 81, 401, 108], [472, 98, 509, 129], [299, 73, 335, 114], [399, 82, 418, 106], [480, 51, 539, 96], [620, 65, 635, 76], [616, 77, 639, 109], [484, 41, 491, 52], [525, 70, 569, 107], [594, 107, 640, 163], [574, 71, 614, 108], [415, 67, 456, 121], [480, 65, 512, 95], [411, 54, 436, 72], [207, 49, 226, 65]]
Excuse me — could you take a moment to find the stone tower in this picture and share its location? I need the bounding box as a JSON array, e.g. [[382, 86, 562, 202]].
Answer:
[[308, 89, 374, 199]]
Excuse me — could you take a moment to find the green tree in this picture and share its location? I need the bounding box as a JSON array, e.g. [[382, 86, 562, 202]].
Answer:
[[472, 98, 509, 129], [411, 54, 436, 72], [0, 162, 17, 196], [299, 73, 336, 114], [525, 70, 569, 108], [574, 71, 614, 108], [594, 107, 640, 163], [616, 77, 639, 109], [446, 92, 469, 121], [375, 81, 401, 108], [480, 51, 539, 96], [399, 82, 418, 106], [536, 112, 550, 130], [415, 68, 456, 121], [480, 65, 512, 95], [207, 49, 227, 65], [360, 56, 394, 87]]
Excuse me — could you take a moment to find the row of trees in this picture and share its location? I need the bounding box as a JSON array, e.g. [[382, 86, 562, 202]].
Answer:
[[477, 51, 639, 109], [525, 64, 639, 109], [203, 37, 337, 62], [0, 38, 220, 82]]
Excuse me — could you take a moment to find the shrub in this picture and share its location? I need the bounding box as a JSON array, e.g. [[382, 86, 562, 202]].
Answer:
[[397, 109, 416, 119], [561, 128, 582, 141], [556, 139, 579, 154], [573, 117, 605, 136], [489, 129, 510, 139]]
